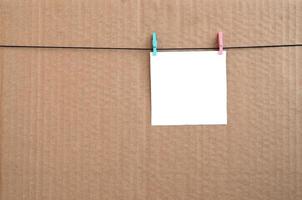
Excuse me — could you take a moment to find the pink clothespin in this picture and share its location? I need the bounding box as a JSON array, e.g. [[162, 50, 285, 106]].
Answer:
[[217, 32, 224, 55]]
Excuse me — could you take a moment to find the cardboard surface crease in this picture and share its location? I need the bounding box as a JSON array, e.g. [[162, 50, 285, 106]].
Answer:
[[0, 0, 302, 200]]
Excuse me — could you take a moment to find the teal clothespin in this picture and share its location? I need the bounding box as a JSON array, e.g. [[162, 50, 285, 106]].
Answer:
[[152, 32, 157, 56]]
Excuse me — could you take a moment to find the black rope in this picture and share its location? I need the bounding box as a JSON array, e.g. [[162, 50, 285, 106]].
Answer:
[[0, 43, 301, 51]]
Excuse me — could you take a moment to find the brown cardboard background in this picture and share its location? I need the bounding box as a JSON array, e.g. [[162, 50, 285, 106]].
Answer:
[[1, 0, 302, 200], [0, 0, 301, 48]]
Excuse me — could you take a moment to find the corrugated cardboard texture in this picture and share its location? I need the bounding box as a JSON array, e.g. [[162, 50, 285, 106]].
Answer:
[[0, 0, 301, 48], [1, 1, 302, 200]]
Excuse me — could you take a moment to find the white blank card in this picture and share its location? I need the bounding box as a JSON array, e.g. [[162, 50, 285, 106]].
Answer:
[[150, 51, 227, 125]]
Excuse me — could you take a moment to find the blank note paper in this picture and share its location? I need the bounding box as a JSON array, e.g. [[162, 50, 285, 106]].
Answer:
[[150, 51, 227, 126]]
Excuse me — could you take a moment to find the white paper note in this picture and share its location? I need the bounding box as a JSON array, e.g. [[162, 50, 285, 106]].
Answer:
[[150, 51, 227, 125]]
